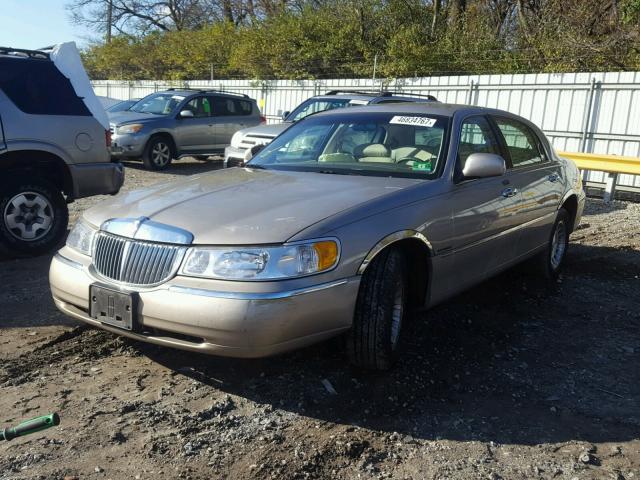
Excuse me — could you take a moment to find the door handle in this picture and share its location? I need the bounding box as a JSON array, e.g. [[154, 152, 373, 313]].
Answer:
[[548, 173, 559, 182], [501, 187, 518, 198]]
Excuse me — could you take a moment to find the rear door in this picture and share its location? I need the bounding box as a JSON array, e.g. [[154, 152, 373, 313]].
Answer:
[[450, 115, 522, 289], [491, 116, 564, 256], [209, 96, 255, 149], [174, 96, 215, 153]]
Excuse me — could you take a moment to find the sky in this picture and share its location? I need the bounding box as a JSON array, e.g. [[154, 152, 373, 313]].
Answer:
[[0, 0, 95, 50]]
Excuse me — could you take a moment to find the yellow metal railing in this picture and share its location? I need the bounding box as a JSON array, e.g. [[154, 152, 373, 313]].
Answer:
[[558, 151, 640, 176]]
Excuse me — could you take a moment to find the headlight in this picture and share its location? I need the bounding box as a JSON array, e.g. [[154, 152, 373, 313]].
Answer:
[[230, 131, 244, 149], [180, 239, 339, 280], [66, 219, 97, 256], [116, 123, 144, 135]]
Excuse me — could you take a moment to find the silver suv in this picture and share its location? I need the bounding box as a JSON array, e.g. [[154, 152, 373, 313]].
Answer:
[[109, 89, 264, 170], [224, 90, 437, 167], [0, 46, 124, 255]]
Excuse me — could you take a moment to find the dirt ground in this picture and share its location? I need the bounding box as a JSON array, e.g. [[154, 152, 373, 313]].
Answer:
[[1, 158, 639, 480]]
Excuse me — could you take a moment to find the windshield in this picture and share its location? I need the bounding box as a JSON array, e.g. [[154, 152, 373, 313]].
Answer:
[[106, 100, 136, 113], [129, 93, 186, 115], [286, 98, 358, 122], [249, 112, 449, 178]]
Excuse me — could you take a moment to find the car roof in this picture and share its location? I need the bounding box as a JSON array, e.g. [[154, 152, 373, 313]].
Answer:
[[158, 88, 253, 100], [311, 102, 507, 118], [310, 91, 436, 102]]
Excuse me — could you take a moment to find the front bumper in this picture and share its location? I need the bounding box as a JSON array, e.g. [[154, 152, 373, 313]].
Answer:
[[49, 249, 359, 358], [223, 146, 247, 167], [69, 162, 125, 199], [109, 132, 149, 158]]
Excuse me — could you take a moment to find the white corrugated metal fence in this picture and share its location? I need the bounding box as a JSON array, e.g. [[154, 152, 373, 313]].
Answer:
[[92, 72, 640, 189]]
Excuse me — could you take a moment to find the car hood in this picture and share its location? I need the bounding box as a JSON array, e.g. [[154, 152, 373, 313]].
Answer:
[[83, 168, 422, 245], [108, 110, 165, 125], [240, 122, 291, 139]]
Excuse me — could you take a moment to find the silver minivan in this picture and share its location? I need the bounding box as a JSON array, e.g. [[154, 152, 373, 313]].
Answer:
[[109, 89, 264, 170]]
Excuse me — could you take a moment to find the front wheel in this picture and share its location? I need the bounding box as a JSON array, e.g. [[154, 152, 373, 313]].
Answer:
[[143, 136, 174, 170], [0, 177, 69, 255], [533, 208, 570, 280], [346, 248, 407, 370]]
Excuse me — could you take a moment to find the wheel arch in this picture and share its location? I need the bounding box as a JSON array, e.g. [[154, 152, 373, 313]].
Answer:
[[0, 149, 73, 197], [559, 192, 578, 233], [147, 131, 177, 157], [358, 230, 433, 308]]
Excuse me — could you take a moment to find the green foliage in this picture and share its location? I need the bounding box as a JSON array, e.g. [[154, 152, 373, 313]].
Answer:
[[81, 0, 640, 80]]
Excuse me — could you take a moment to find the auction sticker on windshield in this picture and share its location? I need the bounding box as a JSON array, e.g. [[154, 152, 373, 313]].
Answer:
[[390, 116, 437, 127]]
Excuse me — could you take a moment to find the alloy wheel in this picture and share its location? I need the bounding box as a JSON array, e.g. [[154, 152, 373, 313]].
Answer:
[[3, 191, 54, 241]]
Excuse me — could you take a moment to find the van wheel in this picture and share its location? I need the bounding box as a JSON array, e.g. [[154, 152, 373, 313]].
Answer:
[[346, 248, 407, 370], [0, 177, 68, 255], [143, 136, 173, 170], [533, 208, 570, 280]]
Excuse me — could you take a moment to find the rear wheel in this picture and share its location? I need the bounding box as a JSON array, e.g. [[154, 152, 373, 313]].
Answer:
[[346, 248, 407, 370], [533, 208, 570, 280], [143, 136, 174, 170], [0, 177, 68, 255]]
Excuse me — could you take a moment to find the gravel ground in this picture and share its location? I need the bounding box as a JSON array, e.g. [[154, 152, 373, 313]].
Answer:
[[0, 157, 639, 480]]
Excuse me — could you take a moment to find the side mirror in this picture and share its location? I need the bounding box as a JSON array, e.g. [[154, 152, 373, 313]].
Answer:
[[179, 110, 194, 118], [462, 153, 506, 179], [281, 111, 290, 121], [243, 144, 265, 163]]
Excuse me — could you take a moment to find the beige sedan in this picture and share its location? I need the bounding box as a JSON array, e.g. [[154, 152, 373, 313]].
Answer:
[[50, 103, 585, 370]]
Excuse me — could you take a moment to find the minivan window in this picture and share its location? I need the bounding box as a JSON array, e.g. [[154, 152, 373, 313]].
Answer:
[[0, 57, 91, 116]]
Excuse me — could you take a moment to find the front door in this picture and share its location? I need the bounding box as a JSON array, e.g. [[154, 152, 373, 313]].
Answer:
[[450, 115, 522, 290], [174, 96, 215, 153]]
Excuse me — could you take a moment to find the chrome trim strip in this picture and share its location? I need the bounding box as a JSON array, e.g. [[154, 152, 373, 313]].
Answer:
[[54, 252, 84, 270], [452, 212, 556, 255], [168, 278, 351, 300], [358, 230, 433, 275], [101, 217, 194, 245]]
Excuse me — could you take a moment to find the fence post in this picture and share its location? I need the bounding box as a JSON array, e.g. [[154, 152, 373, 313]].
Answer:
[[579, 78, 597, 191], [467, 80, 476, 105]]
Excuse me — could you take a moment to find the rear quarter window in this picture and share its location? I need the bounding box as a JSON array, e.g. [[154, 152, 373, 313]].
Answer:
[[235, 99, 253, 115], [0, 57, 91, 116]]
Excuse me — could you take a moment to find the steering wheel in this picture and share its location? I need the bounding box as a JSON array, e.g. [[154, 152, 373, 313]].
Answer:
[[397, 157, 427, 165], [425, 137, 441, 149]]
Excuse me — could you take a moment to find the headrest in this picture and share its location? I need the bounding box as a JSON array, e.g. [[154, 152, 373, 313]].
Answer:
[[354, 143, 390, 158]]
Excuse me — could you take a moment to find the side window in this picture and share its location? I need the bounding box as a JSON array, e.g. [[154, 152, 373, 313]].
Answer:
[[457, 116, 501, 171], [494, 117, 545, 167], [183, 96, 210, 118], [211, 97, 239, 116], [234, 99, 253, 115], [0, 58, 91, 116]]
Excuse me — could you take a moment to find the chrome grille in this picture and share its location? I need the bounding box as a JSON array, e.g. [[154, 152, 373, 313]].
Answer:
[[93, 232, 186, 286]]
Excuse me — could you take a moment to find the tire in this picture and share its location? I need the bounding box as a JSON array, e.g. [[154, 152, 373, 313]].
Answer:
[[0, 176, 68, 255], [532, 208, 570, 280], [346, 248, 408, 370], [142, 136, 174, 170]]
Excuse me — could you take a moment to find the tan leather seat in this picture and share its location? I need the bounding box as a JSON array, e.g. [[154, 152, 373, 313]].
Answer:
[[354, 143, 393, 163]]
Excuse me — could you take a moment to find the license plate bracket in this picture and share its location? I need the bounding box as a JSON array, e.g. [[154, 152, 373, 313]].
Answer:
[[89, 284, 137, 331]]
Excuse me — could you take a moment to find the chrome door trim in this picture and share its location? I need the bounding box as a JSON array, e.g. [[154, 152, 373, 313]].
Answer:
[[452, 211, 556, 255]]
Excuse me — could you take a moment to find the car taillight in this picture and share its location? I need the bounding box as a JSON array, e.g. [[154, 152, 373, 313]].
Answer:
[[105, 129, 112, 147], [259, 115, 267, 124]]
